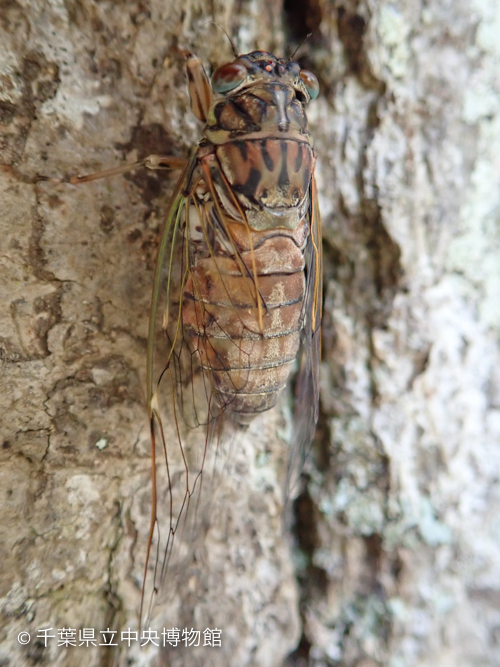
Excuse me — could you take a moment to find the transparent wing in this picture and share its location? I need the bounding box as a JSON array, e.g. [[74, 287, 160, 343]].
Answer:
[[142, 150, 221, 625], [141, 151, 261, 626], [285, 174, 322, 499]]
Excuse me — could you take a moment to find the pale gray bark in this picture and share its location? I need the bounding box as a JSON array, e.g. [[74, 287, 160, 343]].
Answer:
[[1, 1, 499, 666]]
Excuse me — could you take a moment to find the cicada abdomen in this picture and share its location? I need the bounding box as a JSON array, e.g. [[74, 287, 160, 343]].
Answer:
[[182, 203, 310, 419], [143, 49, 321, 622]]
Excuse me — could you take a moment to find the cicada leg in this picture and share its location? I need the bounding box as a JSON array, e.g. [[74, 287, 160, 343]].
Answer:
[[37, 51, 212, 186], [183, 50, 213, 123], [37, 155, 188, 185]]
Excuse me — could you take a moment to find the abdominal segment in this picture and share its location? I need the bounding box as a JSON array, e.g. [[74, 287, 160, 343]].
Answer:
[[182, 218, 308, 418]]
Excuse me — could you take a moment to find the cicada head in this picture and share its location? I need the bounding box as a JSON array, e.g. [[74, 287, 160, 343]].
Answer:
[[211, 51, 319, 104]]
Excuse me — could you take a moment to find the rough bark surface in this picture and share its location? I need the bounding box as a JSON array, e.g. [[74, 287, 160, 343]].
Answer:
[[1, 1, 499, 666]]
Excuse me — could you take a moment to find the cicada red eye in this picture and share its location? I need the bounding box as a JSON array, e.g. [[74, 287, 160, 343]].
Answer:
[[299, 69, 319, 100], [212, 60, 247, 93]]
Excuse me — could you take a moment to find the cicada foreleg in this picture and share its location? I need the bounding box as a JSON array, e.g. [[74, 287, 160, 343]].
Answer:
[[183, 50, 213, 123]]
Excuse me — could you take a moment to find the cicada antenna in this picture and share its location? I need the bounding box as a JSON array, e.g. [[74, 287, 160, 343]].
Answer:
[[204, 20, 239, 57], [289, 33, 312, 60]]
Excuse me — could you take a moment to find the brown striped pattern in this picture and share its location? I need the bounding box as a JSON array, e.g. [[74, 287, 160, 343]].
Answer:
[[217, 139, 313, 214]]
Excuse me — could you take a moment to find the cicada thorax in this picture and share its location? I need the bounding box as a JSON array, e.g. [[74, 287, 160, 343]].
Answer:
[[180, 70, 315, 423], [206, 81, 314, 231]]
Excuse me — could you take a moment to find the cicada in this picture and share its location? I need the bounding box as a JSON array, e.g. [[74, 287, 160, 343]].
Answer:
[[141, 48, 322, 623]]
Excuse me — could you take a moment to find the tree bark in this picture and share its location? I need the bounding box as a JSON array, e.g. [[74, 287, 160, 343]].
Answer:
[[1, 1, 499, 666]]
